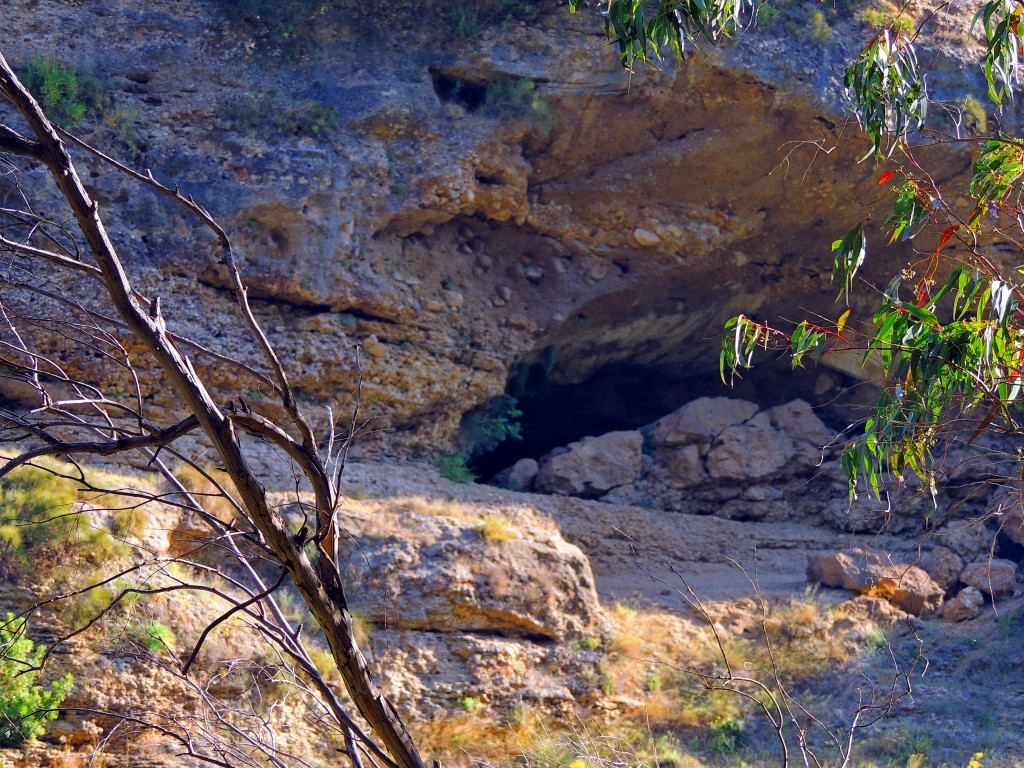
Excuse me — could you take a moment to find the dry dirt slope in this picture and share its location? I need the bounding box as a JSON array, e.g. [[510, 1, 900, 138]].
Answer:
[[334, 460, 1024, 768]]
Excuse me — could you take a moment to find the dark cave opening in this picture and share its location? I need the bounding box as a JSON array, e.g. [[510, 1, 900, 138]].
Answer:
[[466, 357, 856, 481]]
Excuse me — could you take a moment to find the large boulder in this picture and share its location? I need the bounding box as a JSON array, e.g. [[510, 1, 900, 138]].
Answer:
[[926, 546, 964, 592], [997, 500, 1024, 546], [943, 586, 985, 622], [961, 558, 1017, 598], [807, 548, 944, 617], [766, 399, 835, 462], [492, 457, 539, 492], [658, 443, 707, 489], [866, 566, 946, 617], [339, 510, 600, 640], [706, 412, 797, 481], [535, 431, 643, 498], [646, 397, 759, 448], [807, 547, 888, 592]]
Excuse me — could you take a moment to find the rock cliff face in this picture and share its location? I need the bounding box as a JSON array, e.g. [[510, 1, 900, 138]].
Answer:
[[1, 0, 987, 457]]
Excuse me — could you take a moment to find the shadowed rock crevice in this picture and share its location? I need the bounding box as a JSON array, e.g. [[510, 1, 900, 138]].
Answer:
[[469, 347, 853, 480]]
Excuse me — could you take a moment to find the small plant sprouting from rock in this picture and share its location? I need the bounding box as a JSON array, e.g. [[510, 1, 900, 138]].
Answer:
[[130, 620, 176, 655], [457, 6, 481, 43], [961, 94, 988, 135], [21, 56, 109, 126], [0, 613, 73, 747], [434, 453, 477, 484], [571, 636, 601, 652], [218, 0, 329, 57], [483, 79, 553, 134], [221, 92, 337, 138], [474, 515, 517, 542], [461, 394, 524, 458], [706, 716, 746, 758]]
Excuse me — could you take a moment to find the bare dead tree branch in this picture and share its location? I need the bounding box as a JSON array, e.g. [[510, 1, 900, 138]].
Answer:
[[0, 48, 427, 768]]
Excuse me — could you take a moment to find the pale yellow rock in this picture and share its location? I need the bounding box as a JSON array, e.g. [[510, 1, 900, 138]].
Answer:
[[364, 340, 388, 358], [632, 227, 661, 246]]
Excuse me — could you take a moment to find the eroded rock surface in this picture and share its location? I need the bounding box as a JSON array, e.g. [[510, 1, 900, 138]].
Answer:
[[337, 506, 599, 640], [807, 547, 944, 617], [535, 431, 643, 498]]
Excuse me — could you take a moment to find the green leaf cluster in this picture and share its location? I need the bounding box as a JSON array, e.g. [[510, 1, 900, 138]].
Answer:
[[843, 30, 927, 159], [831, 223, 867, 302], [434, 453, 477, 484], [0, 614, 73, 746], [128, 621, 176, 655], [0, 463, 130, 574], [974, 0, 1023, 104], [21, 57, 109, 126], [461, 394, 524, 457], [969, 139, 1024, 229], [569, 0, 753, 68]]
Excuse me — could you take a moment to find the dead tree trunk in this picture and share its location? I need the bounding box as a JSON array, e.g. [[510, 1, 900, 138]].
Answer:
[[0, 51, 425, 768]]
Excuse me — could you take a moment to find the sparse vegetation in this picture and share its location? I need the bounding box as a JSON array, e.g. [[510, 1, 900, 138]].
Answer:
[[129, 620, 176, 655], [961, 94, 988, 135], [806, 8, 831, 43], [0, 462, 135, 578], [571, 635, 601, 652], [457, 6, 481, 43], [705, 716, 746, 758], [857, 1, 914, 34], [217, 0, 329, 56], [221, 92, 337, 137], [474, 515, 517, 542], [462, 394, 524, 457], [434, 453, 477, 484], [483, 79, 553, 133], [454, 1, 537, 45], [0, 614, 73, 747], [21, 56, 109, 125]]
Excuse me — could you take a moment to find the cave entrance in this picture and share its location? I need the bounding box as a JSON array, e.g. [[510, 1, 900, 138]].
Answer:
[[466, 356, 848, 481]]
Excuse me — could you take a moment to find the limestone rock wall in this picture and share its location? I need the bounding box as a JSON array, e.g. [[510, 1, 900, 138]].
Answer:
[[0, 1, 988, 455]]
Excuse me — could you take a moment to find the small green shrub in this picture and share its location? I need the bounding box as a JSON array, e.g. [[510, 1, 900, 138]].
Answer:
[[0, 464, 79, 555], [807, 8, 831, 42], [884, 727, 932, 768], [434, 453, 477, 484], [706, 717, 746, 757], [962, 94, 988, 135], [461, 394, 523, 457], [457, 6, 481, 43], [483, 79, 553, 133], [130, 620, 175, 655], [458, 695, 479, 713], [474, 515, 517, 542], [0, 463, 131, 578], [222, 92, 337, 137], [755, 2, 780, 27], [0, 613, 73, 746], [218, 0, 328, 55], [22, 57, 109, 125], [571, 636, 601, 652], [857, 3, 914, 34]]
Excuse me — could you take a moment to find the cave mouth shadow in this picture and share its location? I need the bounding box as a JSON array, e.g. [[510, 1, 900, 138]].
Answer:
[[466, 358, 846, 481]]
